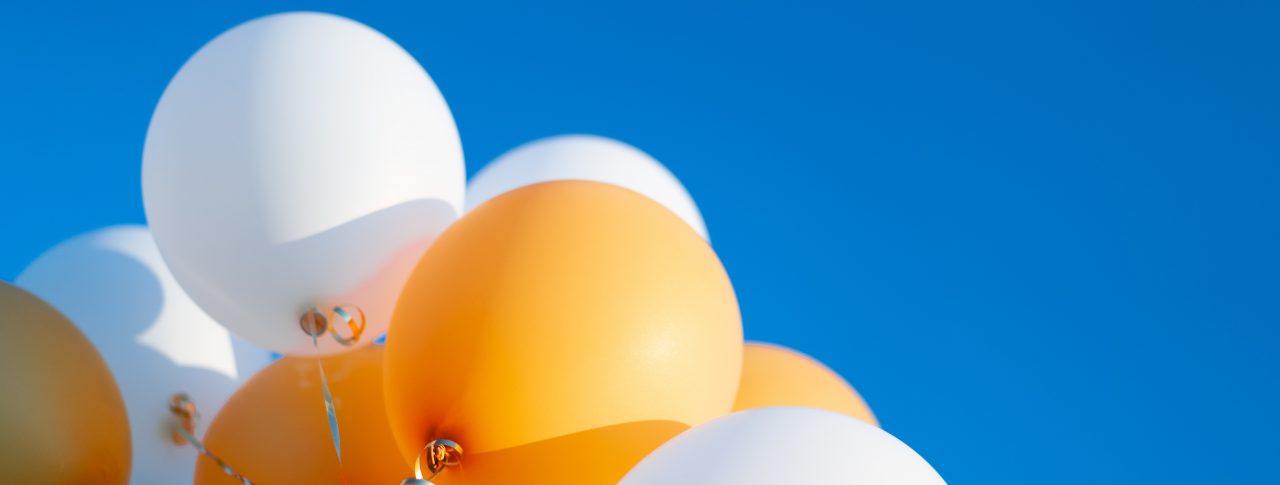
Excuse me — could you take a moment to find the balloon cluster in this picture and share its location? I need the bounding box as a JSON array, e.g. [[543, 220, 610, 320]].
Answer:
[[0, 12, 944, 485]]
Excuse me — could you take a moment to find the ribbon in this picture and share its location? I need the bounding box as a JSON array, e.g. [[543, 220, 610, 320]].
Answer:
[[299, 305, 367, 347], [314, 345, 344, 467], [299, 306, 366, 479], [169, 393, 253, 484], [330, 305, 366, 346], [401, 439, 464, 485]]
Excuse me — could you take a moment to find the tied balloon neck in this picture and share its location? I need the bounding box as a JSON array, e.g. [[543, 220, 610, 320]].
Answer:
[[299, 305, 368, 347], [401, 439, 464, 485], [169, 393, 199, 446]]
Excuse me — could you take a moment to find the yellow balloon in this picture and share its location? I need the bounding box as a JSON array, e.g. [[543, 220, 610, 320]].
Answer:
[[0, 281, 131, 483], [733, 342, 877, 425], [195, 345, 409, 485], [385, 181, 743, 484]]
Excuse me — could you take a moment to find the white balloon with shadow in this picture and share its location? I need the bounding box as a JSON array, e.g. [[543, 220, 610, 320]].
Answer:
[[142, 12, 465, 355], [621, 407, 946, 485], [17, 225, 272, 485]]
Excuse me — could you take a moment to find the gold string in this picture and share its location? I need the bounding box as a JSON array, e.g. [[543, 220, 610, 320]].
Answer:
[[401, 439, 463, 485], [169, 393, 254, 484]]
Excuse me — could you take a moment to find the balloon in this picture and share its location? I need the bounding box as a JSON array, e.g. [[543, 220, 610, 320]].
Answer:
[[195, 345, 408, 484], [143, 12, 464, 355], [16, 225, 272, 484], [0, 281, 131, 483], [621, 407, 946, 485], [467, 134, 709, 240], [733, 342, 877, 425], [385, 181, 742, 482]]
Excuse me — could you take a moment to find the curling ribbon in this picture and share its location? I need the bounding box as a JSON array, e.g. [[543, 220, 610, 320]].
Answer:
[[299, 305, 367, 477], [315, 350, 344, 467], [169, 393, 253, 484], [401, 439, 464, 485], [301, 305, 368, 347]]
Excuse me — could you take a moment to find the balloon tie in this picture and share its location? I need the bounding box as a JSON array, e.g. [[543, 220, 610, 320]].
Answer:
[[168, 393, 254, 484], [401, 439, 464, 485], [300, 305, 367, 347], [300, 311, 349, 477]]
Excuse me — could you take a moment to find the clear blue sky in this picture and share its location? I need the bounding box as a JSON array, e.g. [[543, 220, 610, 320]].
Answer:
[[3, 1, 1277, 483]]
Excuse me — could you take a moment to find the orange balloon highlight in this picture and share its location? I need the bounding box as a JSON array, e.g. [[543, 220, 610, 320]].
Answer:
[[194, 345, 409, 485], [384, 181, 743, 483], [733, 342, 878, 425], [0, 281, 131, 484]]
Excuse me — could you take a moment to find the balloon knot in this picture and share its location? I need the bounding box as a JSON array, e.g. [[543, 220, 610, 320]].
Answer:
[[403, 439, 463, 484], [169, 393, 199, 446]]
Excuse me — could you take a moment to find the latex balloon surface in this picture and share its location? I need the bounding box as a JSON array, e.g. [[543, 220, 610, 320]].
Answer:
[[16, 225, 272, 484], [143, 11, 464, 355], [733, 342, 877, 425], [194, 345, 408, 485], [385, 181, 742, 481], [432, 421, 688, 485], [0, 281, 131, 484], [621, 407, 946, 485], [467, 134, 708, 240]]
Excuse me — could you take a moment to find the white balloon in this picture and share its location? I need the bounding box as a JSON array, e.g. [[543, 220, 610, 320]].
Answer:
[[143, 12, 464, 355], [16, 225, 272, 485], [467, 134, 709, 240], [621, 407, 946, 485]]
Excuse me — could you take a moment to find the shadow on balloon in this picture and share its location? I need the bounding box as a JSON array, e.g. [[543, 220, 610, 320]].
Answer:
[[205, 198, 458, 355], [436, 420, 688, 484], [26, 244, 244, 467], [269, 198, 458, 297]]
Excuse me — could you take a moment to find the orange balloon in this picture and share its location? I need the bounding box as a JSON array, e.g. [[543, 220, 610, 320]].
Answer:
[[733, 342, 878, 425], [0, 281, 131, 484], [445, 421, 688, 484], [385, 181, 743, 483], [195, 345, 409, 485]]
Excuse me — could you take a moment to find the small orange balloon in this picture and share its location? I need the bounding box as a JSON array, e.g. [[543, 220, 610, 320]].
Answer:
[[0, 281, 131, 484], [385, 181, 743, 484], [733, 342, 877, 425], [194, 345, 409, 485]]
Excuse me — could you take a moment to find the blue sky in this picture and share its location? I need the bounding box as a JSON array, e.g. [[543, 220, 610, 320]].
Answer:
[[2, 1, 1278, 483]]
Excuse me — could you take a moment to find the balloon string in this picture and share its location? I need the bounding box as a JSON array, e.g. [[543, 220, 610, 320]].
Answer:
[[401, 439, 463, 485], [298, 305, 365, 484], [311, 332, 347, 479], [169, 393, 254, 484]]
